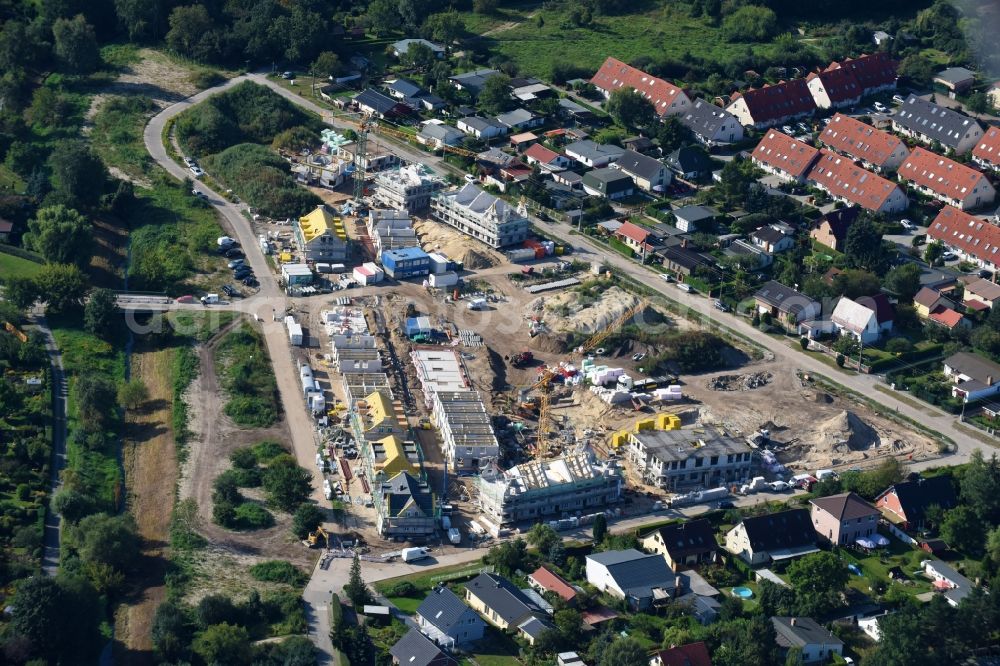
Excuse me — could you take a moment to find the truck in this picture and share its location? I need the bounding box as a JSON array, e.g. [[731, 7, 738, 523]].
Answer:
[[447, 528, 461, 545], [400, 547, 430, 563], [467, 298, 487, 311]]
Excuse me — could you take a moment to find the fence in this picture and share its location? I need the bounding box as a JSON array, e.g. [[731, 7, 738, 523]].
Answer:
[[0, 244, 44, 264], [882, 520, 916, 546], [805, 339, 872, 373], [429, 564, 493, 585]]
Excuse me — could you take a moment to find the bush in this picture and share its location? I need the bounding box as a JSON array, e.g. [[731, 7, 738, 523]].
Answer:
[[799, 337, 809, 350], [292, 503, 325, 539], [233, 502, 275, 529], [202, 143, 321, 218], [885, 338, 913, 354], [383, 581, 418, 597], [253, 440, 287, 463], [230, 447, 257, 469], [249, 560, 308, 586], [836, 354, 846, 367]]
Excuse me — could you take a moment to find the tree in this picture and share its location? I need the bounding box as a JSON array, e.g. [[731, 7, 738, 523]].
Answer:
[[474, 0, 498, 14], [833, 335, 860, 358], [606, 87, 656, 130], [115, 0, 166, 41], [940, 505, 985, 557], [967, 92, 990, 114], [424, 12, 464, 45], [924, 240, 945, 265], [959, 450, 1000, 526], [710, 616, 779, 666], [883, 262, 922, 301], [117, 379, 149, 411], [9, 574, 102, 662], [986, 526, 1000, 564], [477, 73, 513, 115], [657, 115, 694, 152], [262, 455, 312, 511], [193, 623, 252, 666], [484, 538, 530, 576], [34, 264, 89, 313], [74, 513, 140, 571], [786, 551, 848, 616], [84, 287, 121, 339], [367, 0, 400, 36], [722, 6, 778, 42], [599, 636, 647, 666], [898, 53, 935, 86], [593, 513, 608, 543], [76, 374, 117, 431], [292, 503, 325, 539], [166, 5, 218, 61], [152, 600, 193, 663], [843, 216, 887, 273], [832, 268, 881, 299], [757, 579, 795, 617], [344, 554, 372, 607], [52, 15, 99, 73], [311, 51, 342, 79], [47, 142, 107, 210], [271, 635, 317, 665], [526, 523, 560, 553], [52, 488, 99, 523], [26, 206, 94, 267], [3, 276, 39, 309]]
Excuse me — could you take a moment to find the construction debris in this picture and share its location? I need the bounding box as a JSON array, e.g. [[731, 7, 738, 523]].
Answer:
[[708, 372, 773, 391]]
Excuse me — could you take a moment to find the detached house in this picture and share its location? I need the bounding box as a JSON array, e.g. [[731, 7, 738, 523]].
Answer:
[[590, 57, 691, 117], [875, 475, 957, 531], [891, 95, 983, 154], [943, 351, 1000, 401], [650, 642, 713, 666], [585, 549, 676, 610], [665, 146, 714, 180], [672, 205, 718, 233], [640, 519, 717, 571], [523, 143, 570, 170], [464, 573, 545, 631], [810, 207, 861, 252], [807, 149, 909, 214], [913, 286, 954, 319], [614, 221, 661, 255], [830, 296, 891, 345], [724, 509, 819, 566], [612, 149, 671, 192], [528, 566, 577, 604], [418, 123, 464, 149], [726, 79, 817, 129], [376, 471, 436, 539], [390, 629, 457, 666], [751, 130, 819, 183], [495, 108, 542, 132], [926, 205, 1000, 270], [750, 225, 795, 253], [355, 88, 409, 119], [416, 586, 486, 648], [897, 147, 995, 211], [295, 206, 348, 262], [772, 617, 844, 664], [810, 492, 880, 546], [678, 99, 744, 146], [457, 116, 507, 140], [923, 559, 975, 607], [819, 113, 910, 172], [582, 168, 635, 200], [964, 278, 1000, 309], [754, 281, 821, 324], [564, 140, 624, 168]]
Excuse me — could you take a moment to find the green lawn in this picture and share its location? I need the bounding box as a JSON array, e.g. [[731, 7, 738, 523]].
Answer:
[[839, 530, 934, 599], [0, 251, 45, 279], [467, 627, 522, 666], [374, 561, 490, 596], [0, 163, 25, 193]]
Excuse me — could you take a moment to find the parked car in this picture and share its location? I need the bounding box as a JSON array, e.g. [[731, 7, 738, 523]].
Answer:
[[190, 166, 204, 177], [676, 282, 693, 293], [979, 269, 994, 279], [713, 299, 730, 312], [183, 157, 195, 167], [941, 251, 957, 261], [242, 276, 259, 287], [899, 219, 915, 231], [892, 94, 905, 105], [192, 189, 208, 199], [463, 173, 475, 183], [234, 267, 253, 279], [631, 352, 646, 362], [282, 71, 295, 79], [781, 125, 794, 134], [660, 273, 675, 282], [227, 258, 244, 269], [225, 248, 243, 258], [221, 285, 237, 297], [796, 122, 810, 133], [873, 101, 887, 113]]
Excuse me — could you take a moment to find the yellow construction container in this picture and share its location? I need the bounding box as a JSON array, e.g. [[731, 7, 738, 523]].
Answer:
[[634, 418, 656, 433], [611, 431, 629, 449], [554, 246, 564, 255], [656, 413, 681, 430], [279, 251, 292, 262]]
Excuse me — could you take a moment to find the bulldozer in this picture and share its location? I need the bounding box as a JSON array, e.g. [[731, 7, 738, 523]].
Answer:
[[305, 526, 330, 549]]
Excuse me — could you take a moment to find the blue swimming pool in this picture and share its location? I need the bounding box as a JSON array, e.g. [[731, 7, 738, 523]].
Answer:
[[732, 587, 753, 599]]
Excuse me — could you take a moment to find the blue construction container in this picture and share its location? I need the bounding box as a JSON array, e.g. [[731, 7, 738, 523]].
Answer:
[[381, 246, 431, 279]]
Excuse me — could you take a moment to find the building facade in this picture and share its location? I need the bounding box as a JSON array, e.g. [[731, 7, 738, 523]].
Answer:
[[624, 428, 752, 491], [431, 184, 529, 248], [374, 164, 444, 213]]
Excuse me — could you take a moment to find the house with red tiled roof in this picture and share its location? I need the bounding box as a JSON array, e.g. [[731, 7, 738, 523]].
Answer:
[[726, 79, 817, 129], [806, 149, 909, 213], [527, 566, 577, 604], [913, 286, 954, 319], [807, 66, 863, 110], [813, 53, 897, 103], [972, 126, 1000, 172], [614, 221, 660, 254], [929, 305, 970, 330], [819, 113, 909, 172], [523, 143, 569, 170], [590, 57, 691, 118], [926, 205, 1000, 270], [897, 147, 996, 211], [750, 129, 819, 183], [651, 641, 713, 666]]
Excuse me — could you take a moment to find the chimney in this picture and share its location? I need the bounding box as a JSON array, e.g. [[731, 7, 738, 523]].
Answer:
[[790, 618, 797, 626], [680, 238, 688, 249], [989, 375, 995, 386]]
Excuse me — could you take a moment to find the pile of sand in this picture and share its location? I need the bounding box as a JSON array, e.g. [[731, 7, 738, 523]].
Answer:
[[412, 218, 504, 268], [809, 410, 880, 453], [544, 286, 641, 334]]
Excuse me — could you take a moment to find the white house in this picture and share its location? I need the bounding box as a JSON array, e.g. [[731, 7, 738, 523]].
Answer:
[[942, 351, 1000, 402], [457, 116, 507, 140], [585, 549, 675, 611], [831, 297, 884, 345]]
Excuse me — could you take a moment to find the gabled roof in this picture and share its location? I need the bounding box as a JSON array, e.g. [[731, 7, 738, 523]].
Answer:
[[459, 116, 504, 133], [673, 205, 718, 224], [419, 123, 464, 144], [417, 586, 482, 633], [645, 518, 716, 560], [751, 225, 788, 245], [864, 293, 895, 325], [927, 205, 1000, 263], [356, 88, 405, 115], [449, 69, 500, 92], [945, 351, 1000, 385], [820, 113, 907, 168], [387, 78, 423, 98], [830, 52, 898, 92], [810, 492, 879, 522], [393, 38, 445, 55], [614, 149, 665, 181], [657, 244, 714, 271], [934, 67, 976, 86], [590, 57, 688, 116], [653, 641, 713, 666], [929, 306, 964, 328], [615, 221, 651, 244], [831, 296, 877, 333], [914, 286, 946, 309], [973, 126, 1000, 166], [730, 79, 817, 124], [679, 99, 739, 137], [382, 471, 434, 517], [966, 277, 1000, 301], [390, 628, 456, 666], [585, 549, 675, 600], [465, 573, 543, 624], [564, 140, 624, 164], [754, 281, 816, 314], [524, 143, 562, 164], [772, 617, 843, 649], [529, 566, 577, 602], [876, 475, 957, 524], [807, 149, 904, 211], [666, 146, 713, 175], [495, 108, 536, 128], [892, 95, 982, 150], [808, 65, 862, 104], [751, 130, 819, 178], [736, 508, 815, 553], [898, 147, 992, 202], [814, 206, 861, 242]]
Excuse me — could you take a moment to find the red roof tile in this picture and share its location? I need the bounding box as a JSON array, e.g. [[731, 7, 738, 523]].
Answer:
[[654, 642, 713, 666], [929, 305, 965, 328], [927, 205, 1000, 265], [615, 221, 651, 244], [820, 113, 908, 168], [590, 57, 688, 116], [524, 143, 561, 164], [751, 129, 819, 178], [898, 147, 992, 202], [730, 79, 816, 124], [528, 566, 576, 602], [807, 149, 904, 211], [965, 298, 990, 312], [832, 52, 898, 92], [973, 126, 1000, 167], [808, 66, 862, 104]]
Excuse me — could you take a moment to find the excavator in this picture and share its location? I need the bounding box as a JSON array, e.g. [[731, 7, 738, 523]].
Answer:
[[305, 526, 330, 549]]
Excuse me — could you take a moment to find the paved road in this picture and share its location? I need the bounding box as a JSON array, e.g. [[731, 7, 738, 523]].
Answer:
[[33, 314, 67, 576]]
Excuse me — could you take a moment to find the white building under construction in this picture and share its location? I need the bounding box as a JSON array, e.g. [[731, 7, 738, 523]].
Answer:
[[373, 164, 443, 213], [477, 452, 622, 526], [431, 183, 530, 248]]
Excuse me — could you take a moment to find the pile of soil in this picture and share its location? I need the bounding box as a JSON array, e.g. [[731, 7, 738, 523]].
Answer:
[[811, 410, 880, 452], [462, 248, 496, 269], [708, 372, 773, 391], [545, 286, 641, 334], [529, 331, 571, 354]]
